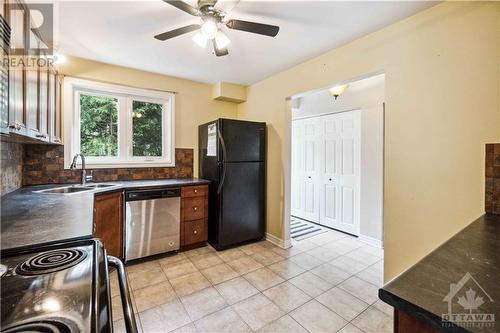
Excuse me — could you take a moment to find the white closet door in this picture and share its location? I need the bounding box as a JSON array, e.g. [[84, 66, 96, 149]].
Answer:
[[291, 118, 320, 223], [301, 118, 320, 222], [291, 122, 303, 216], [319, 110, 360, 235], [320, 115, 340, 228]]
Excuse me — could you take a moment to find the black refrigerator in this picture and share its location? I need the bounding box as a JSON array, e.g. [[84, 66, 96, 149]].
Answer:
[[199, 118, 266, 250]]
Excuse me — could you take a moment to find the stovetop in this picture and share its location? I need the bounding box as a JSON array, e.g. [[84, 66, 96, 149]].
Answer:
[[0, 239, 111, 333]]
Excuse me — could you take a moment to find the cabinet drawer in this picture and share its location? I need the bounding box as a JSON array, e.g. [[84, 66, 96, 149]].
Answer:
[[181, 185, 208, 198], [183, 219, 207, 245], [183, 196, 206, 221]]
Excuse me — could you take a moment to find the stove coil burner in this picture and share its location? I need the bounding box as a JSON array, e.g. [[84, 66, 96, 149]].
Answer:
[[16, 249, 87, 276], [1, 321, 71, 333]]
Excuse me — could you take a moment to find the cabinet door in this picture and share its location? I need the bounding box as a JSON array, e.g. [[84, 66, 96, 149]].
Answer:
[[183, 219, 207, 246], [37, 59, 48, 141], [52, 73, 62, 143], [6, 2, 26, 135], [0, 14, 8, 134], [25, 64, 38, 137], [94, 192, 123, 258], [47, 68, 55, 139]]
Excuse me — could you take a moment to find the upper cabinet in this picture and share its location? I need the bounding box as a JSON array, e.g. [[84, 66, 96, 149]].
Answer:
[[0, 2, 10, 135], [3, 0, 62, 144], [47, 69, 62, 144]]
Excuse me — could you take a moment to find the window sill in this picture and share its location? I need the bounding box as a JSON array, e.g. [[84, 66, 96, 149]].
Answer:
[[66, 162, 176, 169]]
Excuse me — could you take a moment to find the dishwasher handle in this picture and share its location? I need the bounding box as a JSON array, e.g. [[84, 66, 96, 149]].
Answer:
[[107, 255, 138, 333], [125, 188, 181, 201]]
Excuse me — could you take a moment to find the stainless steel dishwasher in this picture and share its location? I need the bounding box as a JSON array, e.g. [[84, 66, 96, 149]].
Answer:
[[125, 188, 180, 261]]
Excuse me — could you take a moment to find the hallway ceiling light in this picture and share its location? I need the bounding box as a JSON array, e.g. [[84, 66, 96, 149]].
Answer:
[[329, 84, 349, 100]]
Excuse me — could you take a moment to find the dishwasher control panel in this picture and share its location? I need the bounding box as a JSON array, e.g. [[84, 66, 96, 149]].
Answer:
[[125, 188, 181, 201]]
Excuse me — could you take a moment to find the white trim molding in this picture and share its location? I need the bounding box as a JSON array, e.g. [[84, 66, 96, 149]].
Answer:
[[359, 234, 383, 248], [265, 233, 292, 249]]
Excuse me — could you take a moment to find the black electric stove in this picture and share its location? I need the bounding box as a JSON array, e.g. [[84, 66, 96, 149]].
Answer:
[[0, 239, 137, 333]]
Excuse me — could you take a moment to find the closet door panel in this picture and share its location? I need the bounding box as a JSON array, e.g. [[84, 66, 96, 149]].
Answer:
[[319, 111, 360, 235], [292, 118, 320, 223]]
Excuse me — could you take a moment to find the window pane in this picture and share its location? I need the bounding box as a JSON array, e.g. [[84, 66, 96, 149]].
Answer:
[[80, 94, 118, 157], [132, 100, 163, 157]]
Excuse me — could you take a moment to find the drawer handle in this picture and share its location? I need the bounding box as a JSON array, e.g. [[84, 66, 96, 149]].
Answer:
[[194, 189, 198, 193], [193, 206, 198, 212], [193, 230, 198, 235]]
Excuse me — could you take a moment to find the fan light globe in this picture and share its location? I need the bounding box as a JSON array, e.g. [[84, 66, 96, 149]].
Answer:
[[215, 30, 230, 49], [201, 18, 218, 39], [193, 32, 207, 48]]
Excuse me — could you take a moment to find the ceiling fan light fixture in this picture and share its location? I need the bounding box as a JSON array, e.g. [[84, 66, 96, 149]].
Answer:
[[201, 18, 218, 39], [215, 30, 230, 49], [193, 31, 208, 48]]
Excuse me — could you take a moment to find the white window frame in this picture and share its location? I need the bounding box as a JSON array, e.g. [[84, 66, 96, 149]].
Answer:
[[63, 77, 175, 168]]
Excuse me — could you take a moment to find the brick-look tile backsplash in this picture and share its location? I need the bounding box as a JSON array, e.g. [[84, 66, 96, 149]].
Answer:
[[23, 144, 193, 185], [485, 144, 500, 215], [0, 142, 23, 196]]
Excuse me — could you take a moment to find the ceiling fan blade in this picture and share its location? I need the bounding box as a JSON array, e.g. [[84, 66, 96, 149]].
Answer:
[[154, 24, 201, 41], [226, 19, 279, 37], [163, 0, 199, 16], [213, 40, 229, 57]]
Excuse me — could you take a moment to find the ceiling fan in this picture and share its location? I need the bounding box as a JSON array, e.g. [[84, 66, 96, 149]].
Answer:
[[154, 0, 280, 56]]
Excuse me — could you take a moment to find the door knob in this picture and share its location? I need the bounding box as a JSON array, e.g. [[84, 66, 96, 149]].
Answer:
[[194, 189, 198, 193], [308, 176, 311, 179], [193, 207, 198, 212], [329, 178, 332, 181], [193, 230, 198, 235]]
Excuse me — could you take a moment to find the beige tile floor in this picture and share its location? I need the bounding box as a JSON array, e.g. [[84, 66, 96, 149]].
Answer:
[[111, 229, 392, 333]]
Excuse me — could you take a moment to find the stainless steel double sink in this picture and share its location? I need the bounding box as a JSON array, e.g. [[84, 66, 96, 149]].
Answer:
[[34, 183, 119, 195]]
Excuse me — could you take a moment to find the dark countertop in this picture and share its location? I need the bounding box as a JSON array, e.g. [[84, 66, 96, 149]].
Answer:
[[0, 178, 210, 251], [379, 214, 500, 333]]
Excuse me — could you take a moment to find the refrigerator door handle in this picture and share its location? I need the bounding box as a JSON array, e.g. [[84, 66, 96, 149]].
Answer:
[[217, 128, 227, 194]]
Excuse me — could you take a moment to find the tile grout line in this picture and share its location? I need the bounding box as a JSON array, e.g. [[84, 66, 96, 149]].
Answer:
[[123, 234, 385, 333]]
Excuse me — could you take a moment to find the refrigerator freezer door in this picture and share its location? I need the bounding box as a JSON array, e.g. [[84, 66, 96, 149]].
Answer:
[[218, 161, 265, 248], [199, 121, 220, 182], [220, 119, 266, 162]]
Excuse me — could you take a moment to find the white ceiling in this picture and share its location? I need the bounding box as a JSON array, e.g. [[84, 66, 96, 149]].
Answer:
[[57, 1, 436, 85]]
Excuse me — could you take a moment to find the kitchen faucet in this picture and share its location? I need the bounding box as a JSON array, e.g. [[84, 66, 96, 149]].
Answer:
[[70, 153, 93, 186]]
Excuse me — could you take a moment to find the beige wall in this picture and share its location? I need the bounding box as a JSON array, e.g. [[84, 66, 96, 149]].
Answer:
[[237, 2, 500, 280], [58, 56, 238, 176]]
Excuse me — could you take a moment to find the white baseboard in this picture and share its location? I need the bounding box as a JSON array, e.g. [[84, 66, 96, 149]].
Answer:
[[265, 233, 291, 249], [359, 234, 383, 248]]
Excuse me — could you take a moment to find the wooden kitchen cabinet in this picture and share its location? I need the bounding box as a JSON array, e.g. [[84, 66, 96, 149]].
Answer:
[[94, 191, 123, 259], [6, 1, 27, 136], [183, 219, 207, 245], [4, 0, 61, 143], [37, 56, 49, 142], [393, 309, 441, 333], [47, 70, 62, 144], [180, 185, 209, 250]]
